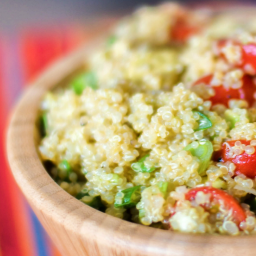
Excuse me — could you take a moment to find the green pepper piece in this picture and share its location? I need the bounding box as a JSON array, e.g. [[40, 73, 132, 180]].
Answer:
[[131, 154, 155, 173], [114, 185, 141, 208], [184, 140, 213, 174], [157, 182, 168, 198], [106, 35, 117, 46], [72, 71, 97, 95], [193, 111, 212, 131]]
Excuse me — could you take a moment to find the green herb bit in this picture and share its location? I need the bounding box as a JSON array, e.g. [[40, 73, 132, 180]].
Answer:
[[40, 113, 48, 136], [193, 111, 212, 131], [157, 182, 168, 198], [72, 71, 97, 95], [86, 196, 105, 211], [114, 185, 141, 208], [80, 194, 105, 211], [106, 35, 117, 46], [249, 199, 256, 212], [184, 140, 213, 174], [131, 154, 155, 173], [76, 191, 89, 200]]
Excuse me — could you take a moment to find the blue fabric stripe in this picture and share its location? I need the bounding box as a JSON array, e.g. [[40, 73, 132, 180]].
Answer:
[[29, 208, 51, 256]]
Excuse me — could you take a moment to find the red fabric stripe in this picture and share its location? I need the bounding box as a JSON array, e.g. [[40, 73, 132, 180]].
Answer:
[[21, 25, 85, 83], [0, 39, 22, 256], [20, 26, 86, 255]]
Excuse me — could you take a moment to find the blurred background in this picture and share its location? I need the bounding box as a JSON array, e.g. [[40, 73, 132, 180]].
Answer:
[[0, 0, 253, 255]]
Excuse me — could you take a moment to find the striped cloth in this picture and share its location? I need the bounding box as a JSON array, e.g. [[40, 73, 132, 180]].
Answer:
[[0, 24, 90, 256]]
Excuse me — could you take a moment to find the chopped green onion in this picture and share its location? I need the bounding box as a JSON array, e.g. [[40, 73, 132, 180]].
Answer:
[[106, 35, 117, 46], [193, 111, 212, 131], [72, 71, 97, 95], [114, 185, 141, 208], [157, 182, 168, 198], [58, 160, 72, 175], [184, 140, 213, 174], [131, 154, 155, 173]]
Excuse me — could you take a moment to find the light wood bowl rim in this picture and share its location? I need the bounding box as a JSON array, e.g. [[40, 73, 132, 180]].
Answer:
[[6, 13, 256, 255]]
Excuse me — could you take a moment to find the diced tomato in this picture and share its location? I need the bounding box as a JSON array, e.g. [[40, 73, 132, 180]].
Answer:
[[221, 140, 256, 179], [215, 40, 256, 75], [193, 74, 256, 107], [171, 17, 200, 43], [214, 39, 241, 61], [242, 43, 256, 74], [185, 187, 246, 225]]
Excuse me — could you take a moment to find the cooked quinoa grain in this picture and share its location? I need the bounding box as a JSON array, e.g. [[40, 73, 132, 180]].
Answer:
[[39, 3, 256, 235]]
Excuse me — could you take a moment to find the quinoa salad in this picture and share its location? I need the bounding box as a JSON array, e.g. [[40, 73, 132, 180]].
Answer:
[[39, 4, 256, 235]]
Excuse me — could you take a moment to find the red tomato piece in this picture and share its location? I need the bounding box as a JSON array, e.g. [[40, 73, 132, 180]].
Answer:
[[185, 187, 246, 225], [221, 140, 256, 179], [193, 74, 256, 107], [171, 21, 199, 43], [193, 74, 212, 85], [242, 43, 256, 74], [171, 18, 200, 43], [215, 40, 256, 75]]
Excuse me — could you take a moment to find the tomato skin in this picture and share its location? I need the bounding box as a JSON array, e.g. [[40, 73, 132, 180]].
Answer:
[[193, 74, 212, 85], [186, 187, 246, 225], [221, 140, 256, 179], [193, 74, 256, 107]]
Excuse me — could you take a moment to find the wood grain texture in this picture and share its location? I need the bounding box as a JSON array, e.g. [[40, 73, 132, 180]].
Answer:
[[6, 12, 256, 256]]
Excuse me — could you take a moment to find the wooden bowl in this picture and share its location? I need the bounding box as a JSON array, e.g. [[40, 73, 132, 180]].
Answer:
[[6, 11, 256, 256]]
